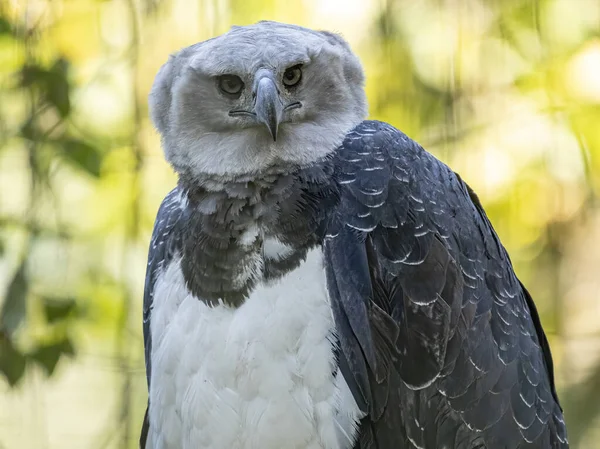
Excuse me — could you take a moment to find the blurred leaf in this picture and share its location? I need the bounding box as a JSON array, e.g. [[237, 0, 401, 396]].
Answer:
[[19, 118, 37, 140], [0, 17, 12, 35], [20, 59, 71, 117], [58, 138, 103, 177], [20, 65, 46, 87], [0, 237, 4, 256], [0, 263, 28, 337], [46, 59, 70, 117], [42, 296, 76, 323], [29, 337, 74, 376], [0, 334, 27, 386]]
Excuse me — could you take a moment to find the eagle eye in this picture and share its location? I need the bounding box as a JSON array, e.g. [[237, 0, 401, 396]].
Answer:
[[282, 65, 302, 87], [218, 75, 244, 96]]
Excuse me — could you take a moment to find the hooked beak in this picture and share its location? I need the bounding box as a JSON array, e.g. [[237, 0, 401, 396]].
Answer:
[[254, 76, 283, 141]]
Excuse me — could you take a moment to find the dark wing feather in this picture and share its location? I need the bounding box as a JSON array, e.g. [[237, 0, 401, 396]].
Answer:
[[326, 120, 568, 449], [140, 187, 186, 449]]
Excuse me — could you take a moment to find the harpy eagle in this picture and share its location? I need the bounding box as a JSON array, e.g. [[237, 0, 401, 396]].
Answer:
[[140, 21, 569, 449]]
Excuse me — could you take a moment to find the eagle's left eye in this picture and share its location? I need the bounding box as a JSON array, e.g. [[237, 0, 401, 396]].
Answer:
[[283, 65, 302, 87]]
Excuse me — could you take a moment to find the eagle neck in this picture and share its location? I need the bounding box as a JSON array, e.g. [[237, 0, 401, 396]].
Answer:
[[175, 159, 339, 308]]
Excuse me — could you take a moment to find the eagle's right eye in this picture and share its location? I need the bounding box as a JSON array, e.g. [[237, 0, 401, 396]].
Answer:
[[218, 75, 244, 96]]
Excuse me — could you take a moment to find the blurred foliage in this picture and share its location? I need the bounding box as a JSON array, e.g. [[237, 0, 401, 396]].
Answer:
[[0, 0, 599, 448]]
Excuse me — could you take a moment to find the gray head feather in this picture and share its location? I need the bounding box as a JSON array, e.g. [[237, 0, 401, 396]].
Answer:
[[149, 21, 368, 180]]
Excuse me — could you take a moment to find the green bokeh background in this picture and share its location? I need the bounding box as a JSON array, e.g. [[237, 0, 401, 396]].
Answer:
[[0, 0, 599, 448]]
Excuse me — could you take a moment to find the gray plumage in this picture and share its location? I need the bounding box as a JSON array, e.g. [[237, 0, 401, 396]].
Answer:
[[141, 21, 568, 449]]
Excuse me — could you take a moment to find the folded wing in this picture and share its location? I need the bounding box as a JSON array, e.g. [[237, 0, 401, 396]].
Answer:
[[326, 121, 569, 449]]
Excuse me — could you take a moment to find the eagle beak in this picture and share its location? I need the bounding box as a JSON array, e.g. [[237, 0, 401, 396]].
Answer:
[[254, 76, 283, 141]]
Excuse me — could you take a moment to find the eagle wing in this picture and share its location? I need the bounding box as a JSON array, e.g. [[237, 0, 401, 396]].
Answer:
[[140, 187, 186, 449], [325, 121, 569, 448]]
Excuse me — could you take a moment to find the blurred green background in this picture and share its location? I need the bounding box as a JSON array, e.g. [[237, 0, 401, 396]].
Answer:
[[0, 0, 599, 448]]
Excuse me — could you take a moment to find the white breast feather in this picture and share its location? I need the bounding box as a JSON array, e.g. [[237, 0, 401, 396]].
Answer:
[[148, 247, 362, 449]]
